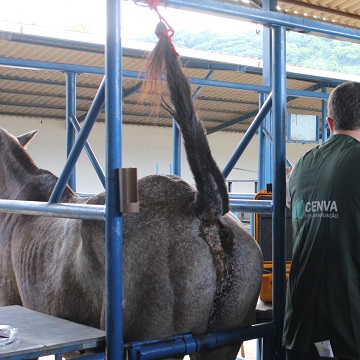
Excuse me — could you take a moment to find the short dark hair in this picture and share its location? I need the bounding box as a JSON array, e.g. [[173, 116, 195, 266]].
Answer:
[[327, 81, 360, 130]]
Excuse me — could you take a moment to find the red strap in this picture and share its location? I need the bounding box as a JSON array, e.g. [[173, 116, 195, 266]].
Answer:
[[158, 29, 179, 58], [146, 0, 160, 10], [136, 0, 179, 58]]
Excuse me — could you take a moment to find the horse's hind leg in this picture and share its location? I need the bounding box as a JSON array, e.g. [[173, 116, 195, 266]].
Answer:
[[190, 345, 240, 360]]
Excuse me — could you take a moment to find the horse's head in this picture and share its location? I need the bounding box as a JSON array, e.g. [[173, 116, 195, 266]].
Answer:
[[0, 128, 40, 199]]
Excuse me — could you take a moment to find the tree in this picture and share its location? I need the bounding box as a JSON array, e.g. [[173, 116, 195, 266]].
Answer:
[[130, 28, 360, 76]]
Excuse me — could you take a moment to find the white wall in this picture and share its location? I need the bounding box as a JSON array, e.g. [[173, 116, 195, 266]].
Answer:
[[0, 115, 317, 195]]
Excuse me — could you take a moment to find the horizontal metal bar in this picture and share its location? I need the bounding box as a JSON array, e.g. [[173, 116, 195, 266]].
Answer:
[[165, 0, 360, 43], [230, 199, 272, 213], [286, 88, 328, 99], [0, 57, 336, 100], [196, 322, 274, 351], [229, 193, 257, 200], [0, 31, 105, 54], [49, 78, 106, 204], [0, 56, 104, 75], [188, 76, 271, 93], [0, 199, 105, 221], [127, 322, 275, 360]]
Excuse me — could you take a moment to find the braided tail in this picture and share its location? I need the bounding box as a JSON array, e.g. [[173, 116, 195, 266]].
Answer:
[[141, 23, 229, 221]]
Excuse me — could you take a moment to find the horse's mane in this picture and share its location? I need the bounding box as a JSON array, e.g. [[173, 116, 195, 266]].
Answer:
[[141, 23, 229, 221]]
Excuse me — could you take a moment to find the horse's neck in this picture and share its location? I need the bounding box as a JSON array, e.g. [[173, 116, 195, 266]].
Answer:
[[0, 148, 41, 199]]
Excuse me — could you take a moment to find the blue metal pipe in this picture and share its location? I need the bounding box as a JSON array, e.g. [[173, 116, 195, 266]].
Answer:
[[69, 116, 106, 188], [164, 0, 360, 43], [128, 335, 197, 360], [222, 93, 272, 178], [48, 78, 105, 204], [322, 87, 328, 142], [286, 88, 328, 99], [143, 77, 340, 95], [0, 199, 104, 221], [105, 0, 123, 359], [0, 56, 104, 75], [127, 323, 275, 360], [66, 72, 77, 191], [230, 199, 272, 213], [0, 57, 334, 101], [0, 54, 348, 91], [271, 26, 287, 360], [188, 76, 271, 93], [229, 193, 256, 200], [172, 119, 181, 176], [258, 93, 267, 191]]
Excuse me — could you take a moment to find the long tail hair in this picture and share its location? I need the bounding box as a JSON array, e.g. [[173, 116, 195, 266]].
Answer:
[[141, 22, 229, 221]]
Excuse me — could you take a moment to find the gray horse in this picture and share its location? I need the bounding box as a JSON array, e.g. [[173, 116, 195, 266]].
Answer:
[[0, 29, 263, 360]]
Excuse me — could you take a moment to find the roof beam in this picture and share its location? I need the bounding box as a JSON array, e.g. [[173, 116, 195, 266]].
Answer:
[[163, 0, 360, 43]]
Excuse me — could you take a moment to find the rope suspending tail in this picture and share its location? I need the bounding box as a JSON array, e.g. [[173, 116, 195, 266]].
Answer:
[[140, 14, 230, 221], [134, 0, 179, 58]]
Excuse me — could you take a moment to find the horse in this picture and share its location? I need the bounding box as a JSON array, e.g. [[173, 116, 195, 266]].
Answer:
[[0, 25, 263, 360]]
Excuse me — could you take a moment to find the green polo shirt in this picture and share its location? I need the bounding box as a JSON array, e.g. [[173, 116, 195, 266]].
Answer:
[[283, 134, 360, 360]]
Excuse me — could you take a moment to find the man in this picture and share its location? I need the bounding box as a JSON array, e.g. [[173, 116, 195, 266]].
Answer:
[[283, 81, 360, 360]]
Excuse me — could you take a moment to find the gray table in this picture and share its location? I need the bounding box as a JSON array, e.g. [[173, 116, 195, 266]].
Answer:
[[0, 305, 105, 359]]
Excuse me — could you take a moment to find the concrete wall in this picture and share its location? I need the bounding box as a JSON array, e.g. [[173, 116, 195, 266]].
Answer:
[[0, 115, 315, 195]]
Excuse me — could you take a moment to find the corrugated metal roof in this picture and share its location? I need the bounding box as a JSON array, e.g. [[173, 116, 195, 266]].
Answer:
[[279, 0, 360, 29], [0, 0, 359, 133]]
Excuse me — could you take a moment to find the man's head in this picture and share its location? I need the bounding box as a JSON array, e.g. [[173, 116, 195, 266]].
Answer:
[[327, 81, 360, 131]]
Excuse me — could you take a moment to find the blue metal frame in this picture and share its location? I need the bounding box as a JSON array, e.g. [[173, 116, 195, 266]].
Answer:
[[163, 0, 360, 42], [258, 93, 267, 191], [172, 118, 181, 176], [222, 93, 272, 178], [68, 115, 106, 188], [322, 87, 329, 142], [127, 323, 275, 359], [271, 25, 287, 360], [104, 1, 123, 359], [0, 199, 104, 220], [1, 1, 359, 359], [66, 72, 77, 191], [49, 78, 105, 204]]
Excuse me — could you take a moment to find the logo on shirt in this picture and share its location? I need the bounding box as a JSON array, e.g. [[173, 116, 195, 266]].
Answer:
[[305, 200, 338, 219], [292, 199, 339, 220]]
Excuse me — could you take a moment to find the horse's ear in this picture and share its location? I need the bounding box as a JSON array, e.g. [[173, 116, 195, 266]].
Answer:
[[17, 130, 38, 148]]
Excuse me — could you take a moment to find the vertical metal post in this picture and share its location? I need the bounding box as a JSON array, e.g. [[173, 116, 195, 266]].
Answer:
[[66, 72, 77, 192], [271, 25, 287, 360], [258, 92, 266, 191], [264, 115, 273, 185], [322, 87, 328, 142], [262, 0, 275, 188], [172, 119, 181, 176], [105, 0, 123, 359]]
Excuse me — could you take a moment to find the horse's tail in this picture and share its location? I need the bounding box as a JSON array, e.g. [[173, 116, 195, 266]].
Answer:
[[141, 22, 229, 221]]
